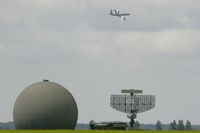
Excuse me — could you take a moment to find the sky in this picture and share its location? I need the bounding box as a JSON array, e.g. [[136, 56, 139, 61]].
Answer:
[[0, 0, 200, 125]]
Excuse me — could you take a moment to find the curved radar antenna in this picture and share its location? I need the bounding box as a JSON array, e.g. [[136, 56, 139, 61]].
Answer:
[[110, 89, 155, 129]]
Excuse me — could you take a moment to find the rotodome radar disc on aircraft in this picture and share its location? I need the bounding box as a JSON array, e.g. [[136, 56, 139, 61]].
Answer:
[[110, 9, 130, 21]]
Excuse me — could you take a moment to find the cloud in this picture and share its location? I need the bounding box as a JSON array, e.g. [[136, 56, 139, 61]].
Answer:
[[0, 25, 200, 65], [0, 43, 4, 53], [112, 29, 200, 58], [1, 0, 200, 32]]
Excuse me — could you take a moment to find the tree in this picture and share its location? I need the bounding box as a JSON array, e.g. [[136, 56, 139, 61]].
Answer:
[[169, 120, 177, 130], [156, 120, 162, 130], [89, 120, 95, 130], [134, 121, 140, 130], [177, 120, 185, 130], [185, 120, 192, 130]]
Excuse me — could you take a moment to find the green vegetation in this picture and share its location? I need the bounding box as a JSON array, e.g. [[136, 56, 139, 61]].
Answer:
[[0, 130, 200, 133]]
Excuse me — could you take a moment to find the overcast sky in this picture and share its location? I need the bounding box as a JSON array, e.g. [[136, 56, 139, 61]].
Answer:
[[0, 0, 200, 124]]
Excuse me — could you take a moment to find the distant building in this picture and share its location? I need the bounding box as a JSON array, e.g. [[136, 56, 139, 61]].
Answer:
[[90, 121, 128, 130]]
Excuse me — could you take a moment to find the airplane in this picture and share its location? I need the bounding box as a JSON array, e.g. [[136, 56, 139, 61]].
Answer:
[[110, 9, 130, 21]]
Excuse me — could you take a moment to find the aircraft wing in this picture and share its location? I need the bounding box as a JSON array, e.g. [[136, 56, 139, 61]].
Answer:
[[120, 13, 130, 16]]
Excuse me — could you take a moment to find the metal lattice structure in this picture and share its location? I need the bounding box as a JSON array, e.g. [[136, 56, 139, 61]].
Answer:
[[110, 95, 155, 113], [110, 89, 155, 129]]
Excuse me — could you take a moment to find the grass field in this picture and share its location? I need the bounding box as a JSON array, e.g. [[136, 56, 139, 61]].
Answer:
[[0, 130, 200, 133]]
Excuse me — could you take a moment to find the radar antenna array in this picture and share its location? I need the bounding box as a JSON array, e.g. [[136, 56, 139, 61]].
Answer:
[[110, 89, 155, 129]]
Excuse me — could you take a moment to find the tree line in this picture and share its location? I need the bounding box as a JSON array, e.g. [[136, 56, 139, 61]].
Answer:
[[156, 120, 192, 130], [89, 119, 192, 130], [131, 120, 192, 130]]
